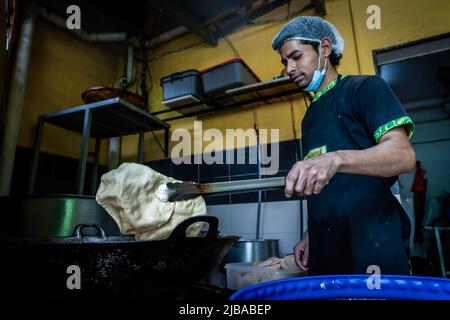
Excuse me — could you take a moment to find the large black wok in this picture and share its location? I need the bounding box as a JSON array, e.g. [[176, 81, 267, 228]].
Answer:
[[0, 216, 239, 299]]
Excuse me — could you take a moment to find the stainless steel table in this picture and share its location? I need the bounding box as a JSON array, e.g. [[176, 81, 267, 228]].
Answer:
[[28, 98, 170, 195]]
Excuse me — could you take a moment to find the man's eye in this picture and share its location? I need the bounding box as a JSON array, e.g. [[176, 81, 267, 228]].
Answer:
[[293, 54, 302, 60]]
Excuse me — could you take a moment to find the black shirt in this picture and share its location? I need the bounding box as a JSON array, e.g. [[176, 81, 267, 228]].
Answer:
[[302, 74, 414, 154], [302, 76, 414, 273]]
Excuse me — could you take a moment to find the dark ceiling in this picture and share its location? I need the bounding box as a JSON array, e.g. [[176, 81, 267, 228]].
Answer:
[[37, 0, 324, 45]]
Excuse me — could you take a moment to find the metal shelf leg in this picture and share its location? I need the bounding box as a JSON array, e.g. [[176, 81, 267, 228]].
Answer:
[[91, 138, 101, 195], [138, 132, 145, 163], [76, 109, 92, 195], [28, 119, 44, 195], [164, 128, 169, 158]]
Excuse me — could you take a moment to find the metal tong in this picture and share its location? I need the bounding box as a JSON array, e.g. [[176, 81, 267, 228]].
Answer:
[[157, 176, 285, 202]]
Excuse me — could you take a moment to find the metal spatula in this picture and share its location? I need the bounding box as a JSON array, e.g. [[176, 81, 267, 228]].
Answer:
[[156, 176, 285, 202]]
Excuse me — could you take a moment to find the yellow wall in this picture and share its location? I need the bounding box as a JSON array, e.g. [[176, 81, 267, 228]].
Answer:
[[18, 0, 450, 165], [18, 18, 122, 165], [349, 0, 450, 75]]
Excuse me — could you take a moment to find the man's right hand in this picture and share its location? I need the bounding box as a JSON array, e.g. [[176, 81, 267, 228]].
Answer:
[[293, 232, 309, 271]]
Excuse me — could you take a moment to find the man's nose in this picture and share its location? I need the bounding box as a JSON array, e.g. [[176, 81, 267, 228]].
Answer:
[[287, 60, 297, 75]]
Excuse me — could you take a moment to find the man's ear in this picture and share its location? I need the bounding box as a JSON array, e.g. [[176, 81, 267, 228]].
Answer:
[[321, 37, 333, 58]]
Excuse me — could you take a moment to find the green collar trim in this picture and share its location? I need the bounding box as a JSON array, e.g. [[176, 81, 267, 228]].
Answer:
[[311, 74, 347, 102]]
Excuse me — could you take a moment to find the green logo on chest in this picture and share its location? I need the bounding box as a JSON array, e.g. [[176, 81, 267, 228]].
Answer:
[[304, 145, 327, 160]]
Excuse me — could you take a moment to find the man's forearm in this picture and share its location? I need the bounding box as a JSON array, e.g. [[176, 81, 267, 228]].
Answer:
[[333, 132, 416, 178], [284, 128, 416, 197]]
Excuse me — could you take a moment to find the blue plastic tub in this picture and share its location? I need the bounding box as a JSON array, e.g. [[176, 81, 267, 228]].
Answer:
[[230, 275, 450, 300]]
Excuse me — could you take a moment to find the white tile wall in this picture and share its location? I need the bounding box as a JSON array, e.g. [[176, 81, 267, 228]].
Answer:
[[260, 201, 300, 234], [232, 232, 256, 240], [207, 204, 232, 235], [261, 232, 300, 256], [207, 200, 306, 257], [230, 203, 258, 234]]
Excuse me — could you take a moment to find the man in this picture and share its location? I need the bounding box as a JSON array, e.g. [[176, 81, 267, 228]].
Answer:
[[272, 16, 416, 275]]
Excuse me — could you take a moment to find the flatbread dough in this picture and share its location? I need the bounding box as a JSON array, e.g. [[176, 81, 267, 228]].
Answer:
[[96, 163, 207, 240]]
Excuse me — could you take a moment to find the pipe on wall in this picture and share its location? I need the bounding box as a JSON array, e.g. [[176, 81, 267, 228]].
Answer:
[[108, 137, 121, 172], [35, 6, 127, 42], [36, 5, 189, 49], [145, 26, 189, 49], [126, 44, 134, 86], [0, 8, 35, 196], [114, 42, 135, 89]]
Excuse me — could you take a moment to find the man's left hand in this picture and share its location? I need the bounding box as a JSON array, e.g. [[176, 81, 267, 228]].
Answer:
[[285, 152, 341, 197]]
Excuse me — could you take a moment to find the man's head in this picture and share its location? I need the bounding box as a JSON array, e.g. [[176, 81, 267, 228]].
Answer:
[[272, 16, 344, 91]]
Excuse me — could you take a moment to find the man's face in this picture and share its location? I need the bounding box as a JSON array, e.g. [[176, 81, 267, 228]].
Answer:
[[280, 40, 319, 89]]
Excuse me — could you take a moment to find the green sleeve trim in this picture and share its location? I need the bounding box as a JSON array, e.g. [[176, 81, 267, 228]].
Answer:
[[373, 116, 415, 143]]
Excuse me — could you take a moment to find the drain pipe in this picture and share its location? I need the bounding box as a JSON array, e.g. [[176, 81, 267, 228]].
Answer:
[[126, 44, 135, 86], [146, 26, 188, 49], [0, 8, 35, 196], [35, 6, 127, 42], [36, 5, 189, 48], [108, 41, 135, 171], [107, 137, 121, 171], [114, 42, 135, 89]]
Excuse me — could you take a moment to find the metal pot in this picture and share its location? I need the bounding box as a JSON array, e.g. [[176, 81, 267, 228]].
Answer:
[[0, 216, 239, 299], [0, 194, 121, 238], [223, 239, 280, 264]]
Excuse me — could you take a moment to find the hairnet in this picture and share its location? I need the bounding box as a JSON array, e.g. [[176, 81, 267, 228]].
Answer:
[[272, 16, 344, 55]]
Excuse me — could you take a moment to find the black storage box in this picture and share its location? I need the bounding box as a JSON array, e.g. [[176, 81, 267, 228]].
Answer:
[[200, 58, 260, 97], [160, 69, 211, 115]]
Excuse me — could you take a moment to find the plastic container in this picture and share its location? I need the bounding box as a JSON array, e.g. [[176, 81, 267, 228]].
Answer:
[[225, 262, 304, 290], [160, 69, 210, 115], [200, 58, 260, 97], [229, 274, 450, 300]]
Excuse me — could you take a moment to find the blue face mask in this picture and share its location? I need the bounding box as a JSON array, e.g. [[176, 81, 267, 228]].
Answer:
[[304, 43, 328, 93]]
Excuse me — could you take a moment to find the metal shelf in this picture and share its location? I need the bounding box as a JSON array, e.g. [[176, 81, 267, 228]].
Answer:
[[152, 76, 303, 121], [41, 97, 169, 138], [29, 98, 170, 195]]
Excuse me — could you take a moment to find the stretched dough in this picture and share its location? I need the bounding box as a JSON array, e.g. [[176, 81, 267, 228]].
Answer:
[[96, 163, 206, 240]]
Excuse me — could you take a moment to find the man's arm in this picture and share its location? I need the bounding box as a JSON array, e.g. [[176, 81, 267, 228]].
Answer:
[[335, 127, 416, 177], [285, 127, 416, 197]]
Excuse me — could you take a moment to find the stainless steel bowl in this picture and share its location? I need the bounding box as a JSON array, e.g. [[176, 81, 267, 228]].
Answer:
[[222, 239, 280, 264]]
